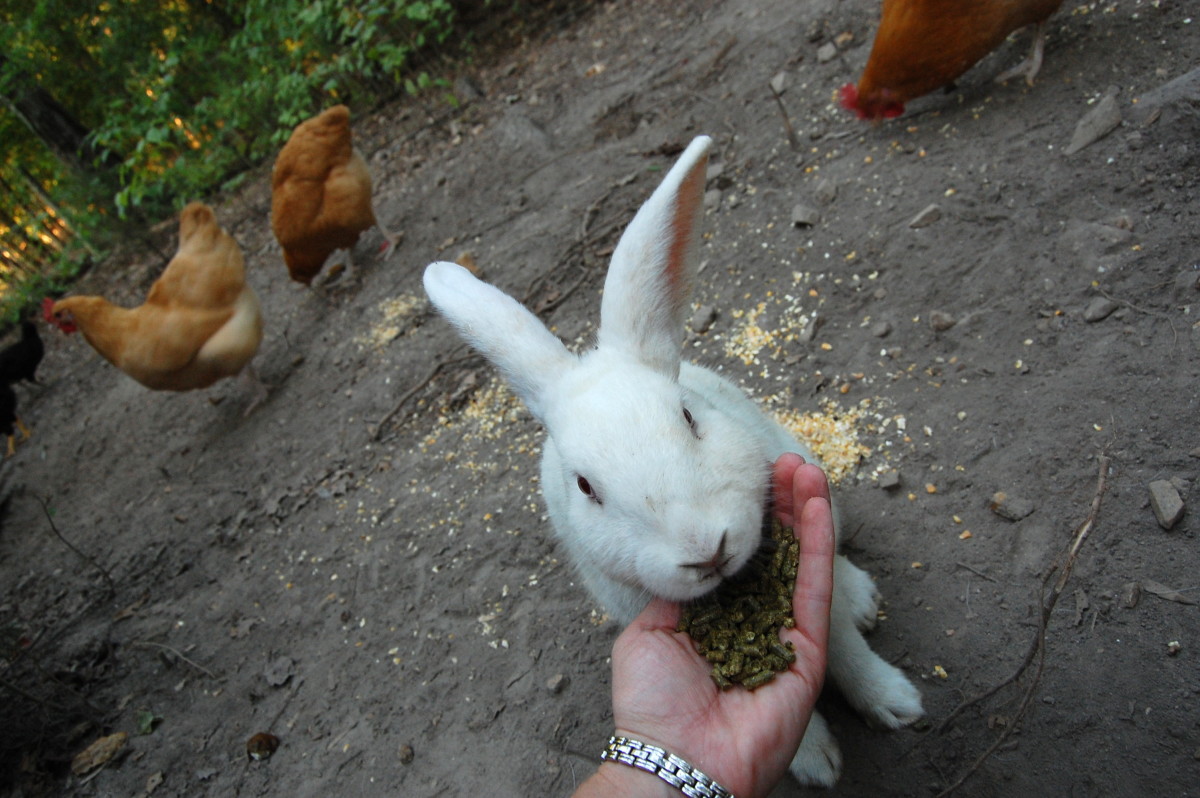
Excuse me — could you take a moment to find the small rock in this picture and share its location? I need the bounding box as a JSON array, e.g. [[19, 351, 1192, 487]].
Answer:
[[1148, 480, 1185, 530], [546, 673, 569, 694], [1065, 88, 1122, 156], [770, 71, 789, 95], [264, 655, 295, 688], [1174, 268, 1200, 296], [246, 733, 280, 761], [1110, 215, 1135, 231], [1121, 581, 1141, 609], [908, 204, 942, 228], [878, 471, 902, 491], [791, 204, 820, 227], [870, 321, 892, 338], [813, 178, 837, 205], [990, 491, 1035, 521], [1083, 297, 1119, 322], [929, 311, 957, 332], [690, 305, 717, 334], [399, 743, 415, 765], [1166, 640, 1182, 656], [1141, 579, 1196, 605], [1128, 66, 1200, 126], [816, 42, 838, 63], [796, 315, 820, 343], [704, 188, 723, 210]]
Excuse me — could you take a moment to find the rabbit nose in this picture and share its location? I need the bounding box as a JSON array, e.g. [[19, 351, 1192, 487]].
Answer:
[[681, 532, 731, 575]]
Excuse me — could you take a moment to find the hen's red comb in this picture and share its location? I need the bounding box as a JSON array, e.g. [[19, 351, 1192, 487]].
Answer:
[[42, 296, 77, 333], [838, 83, 864, 117]]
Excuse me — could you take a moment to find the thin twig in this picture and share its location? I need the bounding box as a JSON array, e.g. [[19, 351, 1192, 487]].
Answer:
[[1095, 286, 1178, 345], [131, 641, 222, 681], [769, 85, 801, 152], [954, 562, 998, 583], [931, 454, 1111, 797], [372, 346, 474, 440], [33, 494, 115, 595]]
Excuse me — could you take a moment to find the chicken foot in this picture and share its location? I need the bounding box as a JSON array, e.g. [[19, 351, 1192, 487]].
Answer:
[[315, 221, 404, 291], [239, 363, 271, 417], [994, 20, 1048, 86], [376, 220, 404, 261], [6, 418, 31, 457]]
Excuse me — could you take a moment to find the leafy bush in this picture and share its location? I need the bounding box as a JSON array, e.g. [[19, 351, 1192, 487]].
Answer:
[[0, 0, 467, 317], [84, 0, 457, 219]]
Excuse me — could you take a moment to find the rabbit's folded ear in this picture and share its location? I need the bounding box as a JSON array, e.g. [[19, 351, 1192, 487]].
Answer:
[[599, 135, 711, 378], [423, 261, 574, 421]]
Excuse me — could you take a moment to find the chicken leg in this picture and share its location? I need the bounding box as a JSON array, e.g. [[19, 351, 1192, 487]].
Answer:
[[995, 20, 1049, 86]]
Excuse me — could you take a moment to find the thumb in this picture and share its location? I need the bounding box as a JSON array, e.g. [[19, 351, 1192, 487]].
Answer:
[[628, 597, 681, 634]]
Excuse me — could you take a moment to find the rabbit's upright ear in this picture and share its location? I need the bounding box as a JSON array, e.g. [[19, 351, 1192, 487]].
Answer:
[[599, 136, 711, 378], [424, 261, 573, 421]]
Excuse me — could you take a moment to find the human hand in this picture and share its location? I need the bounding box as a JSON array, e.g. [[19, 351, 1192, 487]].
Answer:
[[590, 452, 836, 798]]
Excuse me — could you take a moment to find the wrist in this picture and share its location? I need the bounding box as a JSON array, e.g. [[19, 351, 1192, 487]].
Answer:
[[590, 761, 679, 798], [599, 734, 736, 798]]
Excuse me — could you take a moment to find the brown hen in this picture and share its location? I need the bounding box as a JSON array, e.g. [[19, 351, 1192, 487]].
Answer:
[[270, 105, 399, 286], [46, 203, 266, 411], [841, 0, 1065, 121]]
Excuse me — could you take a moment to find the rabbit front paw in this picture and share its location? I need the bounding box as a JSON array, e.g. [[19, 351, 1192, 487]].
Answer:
[[788, 711, 842, 787], [835, 556, 883, 631], [857, 664, 925, 729]]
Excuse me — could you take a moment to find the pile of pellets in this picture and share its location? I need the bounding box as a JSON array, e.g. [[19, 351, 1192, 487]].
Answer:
[[677, 517, 799, 690]]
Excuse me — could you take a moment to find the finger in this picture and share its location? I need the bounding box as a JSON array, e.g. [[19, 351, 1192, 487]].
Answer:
[[789, 495, 835, 661], [771, 452, 807, 526], [776, 459, 829, 529]]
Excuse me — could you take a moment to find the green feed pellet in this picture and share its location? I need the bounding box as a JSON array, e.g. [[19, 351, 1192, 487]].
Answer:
[[677, 517, 799, 690]]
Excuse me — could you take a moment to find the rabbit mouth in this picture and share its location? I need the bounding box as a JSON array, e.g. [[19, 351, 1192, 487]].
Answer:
[[714, 500, 779, 586], [679, 532, 735, 582]]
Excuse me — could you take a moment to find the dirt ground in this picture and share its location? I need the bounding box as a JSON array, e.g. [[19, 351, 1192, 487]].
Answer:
[[2, 0, 1198, 795]]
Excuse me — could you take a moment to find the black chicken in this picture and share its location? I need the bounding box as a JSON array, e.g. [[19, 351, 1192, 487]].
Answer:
[[0, 321, 45, 385]]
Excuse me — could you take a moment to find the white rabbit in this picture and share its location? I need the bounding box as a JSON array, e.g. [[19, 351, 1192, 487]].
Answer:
[[423, 136, 922, 787]]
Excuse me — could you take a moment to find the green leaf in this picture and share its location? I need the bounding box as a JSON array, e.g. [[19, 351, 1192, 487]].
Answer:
[[136, 709, 162, 736]]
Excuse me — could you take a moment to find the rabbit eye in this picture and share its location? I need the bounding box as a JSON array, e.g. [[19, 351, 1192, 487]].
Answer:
[[683, 407, 699, 436], [577, 476, 601, 504]]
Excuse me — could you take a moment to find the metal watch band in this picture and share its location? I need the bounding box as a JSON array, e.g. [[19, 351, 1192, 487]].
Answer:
[[600, 735, 736, 798]]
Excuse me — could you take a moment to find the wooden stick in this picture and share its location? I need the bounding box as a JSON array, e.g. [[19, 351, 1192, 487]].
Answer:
[[932, 454, 1110, 797], [372, 346, 474, 440]]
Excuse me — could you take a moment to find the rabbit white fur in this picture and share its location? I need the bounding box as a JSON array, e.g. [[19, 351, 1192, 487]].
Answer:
[[423, 136, 922, 787]]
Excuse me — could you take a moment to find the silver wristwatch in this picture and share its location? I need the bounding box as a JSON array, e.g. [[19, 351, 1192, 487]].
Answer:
[[600, 735, 736, 798]]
